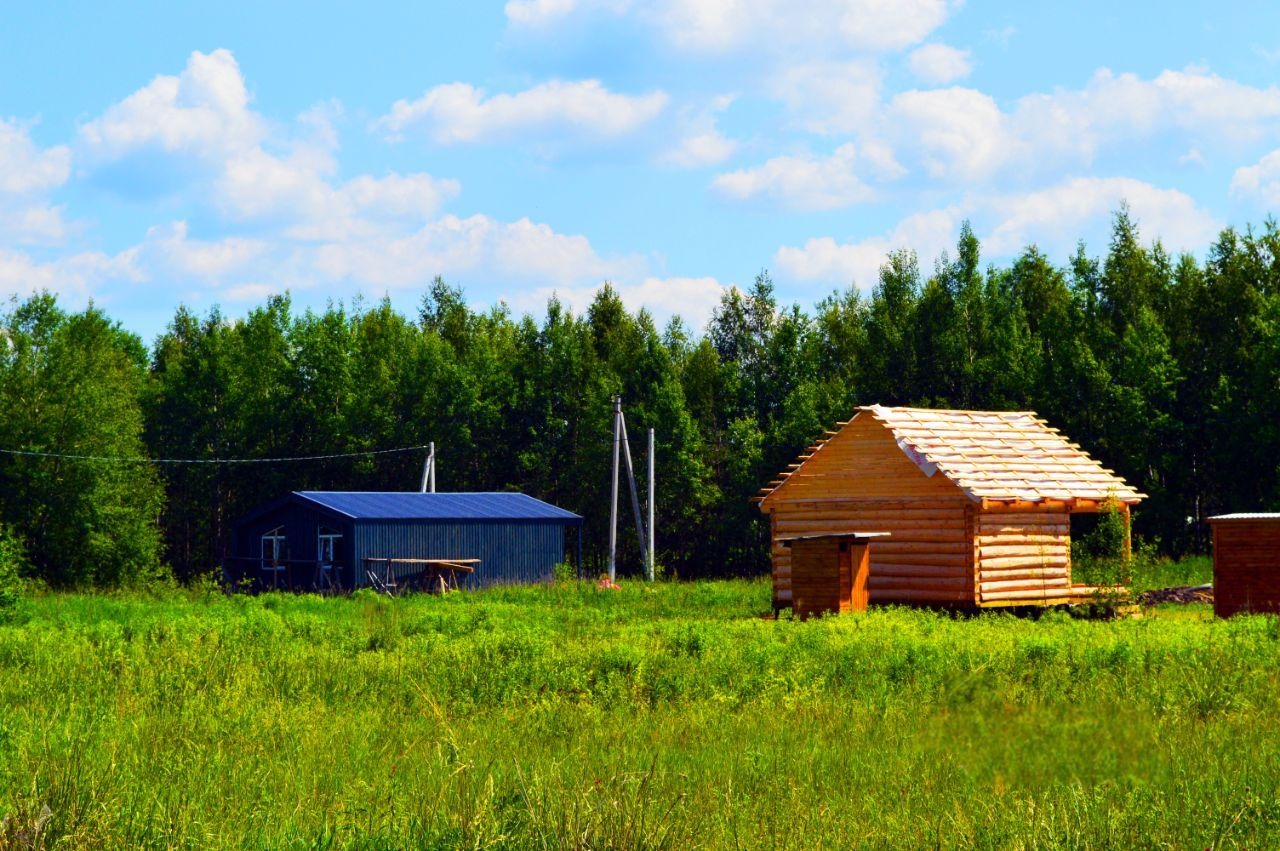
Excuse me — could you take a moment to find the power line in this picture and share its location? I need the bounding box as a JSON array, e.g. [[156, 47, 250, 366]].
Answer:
[[0, 444, 431, 465]]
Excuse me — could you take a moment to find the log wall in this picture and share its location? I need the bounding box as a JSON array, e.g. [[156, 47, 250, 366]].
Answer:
[[974, 508, 1072, 604], [770, 498, 973, 606], [1212, 519, 1280, 617]]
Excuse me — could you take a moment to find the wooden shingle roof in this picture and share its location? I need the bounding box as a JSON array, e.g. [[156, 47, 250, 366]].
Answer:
[[758, 405, 1145, 506]]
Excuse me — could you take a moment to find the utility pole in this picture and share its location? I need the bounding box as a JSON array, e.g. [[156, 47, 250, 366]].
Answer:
[[619, 408, 648, 571], [608, 397, 621, 581], [420, 443, 435, 493], [647, 427, 655, 581]]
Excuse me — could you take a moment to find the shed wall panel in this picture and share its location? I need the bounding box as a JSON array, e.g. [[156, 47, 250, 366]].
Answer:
[[353, 520, 565, 589], [1212, 520, 1280, 617]]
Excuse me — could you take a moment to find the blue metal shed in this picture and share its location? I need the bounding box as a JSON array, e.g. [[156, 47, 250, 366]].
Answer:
[[228, 491, 582, 591]]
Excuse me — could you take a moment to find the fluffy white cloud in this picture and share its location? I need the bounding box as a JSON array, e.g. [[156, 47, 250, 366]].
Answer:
[[220, 150, 460, 239], [890, 87, 1013, 181], [0, 119, 71, 194], [307, 214, 645, 291], [662, 130, 737, 168], [775, 208, 960, 286], [713, 143, 902, 210], [1230, 149, 1280, 206], [505, 0, 582, 25], [770, 60, 882, 135], [775, 177, 1220, 287], [982, 177, 1220, 255], [376, 80, 668, 145], [508, 0, 960, 55], [78, 49, 262, 162], [0, 119, 74, 246], [134, 221, 269, 281], [907, 43, 972, 84], [660, 94, 738, 168], [504, 275, 727, 329], [0, 247, 141, 306], [1013, 67, 1280, 164], [77, 50, 460, 251]]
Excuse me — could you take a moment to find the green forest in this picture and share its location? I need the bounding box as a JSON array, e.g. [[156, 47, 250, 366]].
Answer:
[[2, 208, 1279, 587]]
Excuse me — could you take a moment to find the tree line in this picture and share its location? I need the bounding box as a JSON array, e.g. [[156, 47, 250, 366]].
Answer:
[[1, 208, 1279, 586]]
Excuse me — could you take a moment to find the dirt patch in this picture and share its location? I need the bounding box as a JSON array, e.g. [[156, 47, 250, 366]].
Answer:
[[1139, 584, 1213, 606]]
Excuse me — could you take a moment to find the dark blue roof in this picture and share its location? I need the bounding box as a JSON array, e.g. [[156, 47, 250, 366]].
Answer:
[[294, 491, 581, 522]]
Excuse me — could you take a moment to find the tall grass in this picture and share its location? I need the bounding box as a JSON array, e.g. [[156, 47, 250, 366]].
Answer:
[[1, 579, 1277, 848]]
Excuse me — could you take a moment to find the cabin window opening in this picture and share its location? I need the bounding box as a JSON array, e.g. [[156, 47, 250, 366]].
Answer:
[[318, 526, 342, 565], [261, 527, 286, 568]]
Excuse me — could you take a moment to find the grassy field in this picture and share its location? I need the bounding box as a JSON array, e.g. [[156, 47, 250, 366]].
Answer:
[[2, 563, 1279, 849]]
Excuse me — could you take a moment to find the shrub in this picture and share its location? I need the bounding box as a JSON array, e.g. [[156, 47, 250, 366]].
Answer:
[[0, 524, 29, 610]]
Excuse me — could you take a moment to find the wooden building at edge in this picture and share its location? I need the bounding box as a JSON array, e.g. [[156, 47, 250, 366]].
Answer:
[[755, 406, 1146, 609]]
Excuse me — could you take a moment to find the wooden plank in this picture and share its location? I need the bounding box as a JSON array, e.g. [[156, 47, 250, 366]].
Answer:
[[869, 575, 968, 590], [871, 563, 969, 578], [979, 587, 1065, 602], [980, 554, 1068, 570], [870, 588, 972, 602], [979, 568, 1069, 582], [981, 578, 1070, 593], [975, 534, 1065, 547], [979, 543, 1066, 557], [873, 553, 967, 567]]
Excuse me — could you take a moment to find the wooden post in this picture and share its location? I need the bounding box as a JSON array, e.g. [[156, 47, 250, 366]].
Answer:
[[1122, 503, 1132, 561], [608, 396, 620, 581], [647, 427, 655, 582]]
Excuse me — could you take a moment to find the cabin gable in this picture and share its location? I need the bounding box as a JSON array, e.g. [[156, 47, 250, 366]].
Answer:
[[762, 412, 966, 507]]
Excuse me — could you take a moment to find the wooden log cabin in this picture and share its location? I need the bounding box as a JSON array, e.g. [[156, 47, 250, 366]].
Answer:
[[1208, 514, 1280, 617], [755, 406, 1146, 610]]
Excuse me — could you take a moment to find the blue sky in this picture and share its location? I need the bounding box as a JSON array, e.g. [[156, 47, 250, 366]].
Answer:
[[3, 1, 1280, 339]]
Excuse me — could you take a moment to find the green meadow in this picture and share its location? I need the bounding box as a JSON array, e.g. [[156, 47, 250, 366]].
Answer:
[[2, 570, 1279, 849]]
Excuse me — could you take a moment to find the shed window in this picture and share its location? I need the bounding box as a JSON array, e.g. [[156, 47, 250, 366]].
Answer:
[[261, 527, 286, 567], [318, 526, 342, 565]]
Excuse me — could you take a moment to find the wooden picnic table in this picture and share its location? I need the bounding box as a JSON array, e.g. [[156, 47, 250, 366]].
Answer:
[[362, 557, 480, 596]]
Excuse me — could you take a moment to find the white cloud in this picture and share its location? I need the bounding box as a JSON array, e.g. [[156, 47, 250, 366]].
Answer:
[[505, 0, 582, 25], [504, 275, 727, 328], [0, 204, 75, 246], [713, 143, 903, 210], [907, 43, 972, 84], [660, 94, 738, 168], [890, 87, 1012, 180], [505, 0, 959, 54], [134, 221, 270, 281], [77, 49, 460, 250], [220, 149, 460, 239], [662, 130, 737, 168], [982, 176, 1220, 255], [1230, 149, 1280, 206], [376, 80, 668, 145], [0, 119, 75, 246], [1013, 67, 1280, 164], [78, 49, 262, 162], [0, 119, 71, 194], [775, 177, 1221, 288], [775, 208, 960, 286], [308, 214, 644, 291], [771, 60, 883, 135], [0, 247, 141, 306]]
